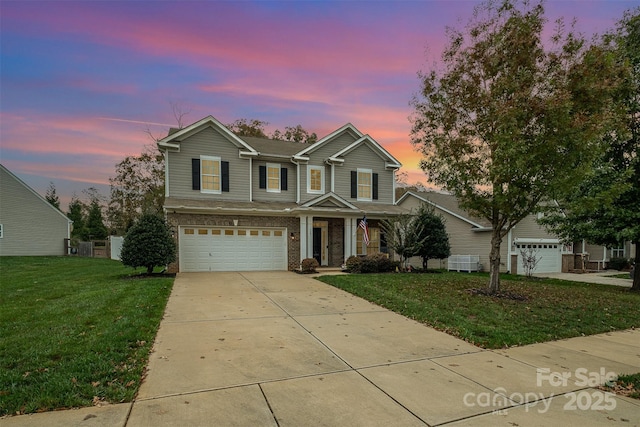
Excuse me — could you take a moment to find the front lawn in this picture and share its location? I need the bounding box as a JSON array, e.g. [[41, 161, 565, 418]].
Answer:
[[317, 272, 640, 349], [0, 257, 174, 416]]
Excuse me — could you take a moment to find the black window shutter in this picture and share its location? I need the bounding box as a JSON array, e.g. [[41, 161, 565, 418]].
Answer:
[[221, 161, 230, 192], [259, 165, 266, 189], [350, 171, 357, 198], [372, 173, 379, 200], [281, 167, 288, 191], [192, 159, 200, 190]]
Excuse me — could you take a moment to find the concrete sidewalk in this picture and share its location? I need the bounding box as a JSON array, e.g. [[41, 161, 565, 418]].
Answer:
[[3, 272, 639, 426], [535, 271, 633, 287]]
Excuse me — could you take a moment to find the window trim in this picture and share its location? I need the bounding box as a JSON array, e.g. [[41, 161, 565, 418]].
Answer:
[[307, 165, 325, 194], [200, 155, 221, 194], [357, 168, 372, 201], [266, 163, 281, 193], [0, 223, 3, 239]]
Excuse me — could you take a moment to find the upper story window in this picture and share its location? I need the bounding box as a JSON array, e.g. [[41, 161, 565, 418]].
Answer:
[[357, 168, 372, 201], [192, 156, 229, 193], [307, 165, 324, 194], [267, 163, 280, 193], [201, 156, 221, 193], [259, 163, 288, 192]]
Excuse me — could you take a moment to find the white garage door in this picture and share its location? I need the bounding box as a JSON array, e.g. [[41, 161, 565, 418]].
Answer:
[[180, 227, 288, 272], [515, 241, 561, 274]]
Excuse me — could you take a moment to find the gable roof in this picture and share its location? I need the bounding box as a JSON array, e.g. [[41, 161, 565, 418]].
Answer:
[[396, 190, 491, 229], [329, 135, 401, 169], [157, 115, 258, 155], [301, 192, 359, 210], [294, 123, 364, 159], [0, 164, 72, 223]]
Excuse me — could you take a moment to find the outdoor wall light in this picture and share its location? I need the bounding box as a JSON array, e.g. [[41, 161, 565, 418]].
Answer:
[[290, 232, 296, 241]]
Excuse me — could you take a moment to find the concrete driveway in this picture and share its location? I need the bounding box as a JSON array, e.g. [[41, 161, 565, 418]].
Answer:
[[4, 271, 639, 426]]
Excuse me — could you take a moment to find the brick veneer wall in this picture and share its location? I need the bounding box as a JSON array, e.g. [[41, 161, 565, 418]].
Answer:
[[166, 212, 300, 272]]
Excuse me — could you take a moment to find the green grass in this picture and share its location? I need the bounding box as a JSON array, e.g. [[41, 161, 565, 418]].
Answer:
[[317, 272, 640, 349], [603, 373, 640, 399], [0, 257, 174, 416], [606, 273, 633, 279]]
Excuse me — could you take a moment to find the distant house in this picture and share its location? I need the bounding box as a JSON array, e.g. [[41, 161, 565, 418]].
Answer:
[[396, 190, 568, 273], [0, 164, 72, 256]]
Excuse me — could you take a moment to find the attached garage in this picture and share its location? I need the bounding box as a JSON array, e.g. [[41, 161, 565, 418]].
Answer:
[[180, 226, 288, 272], [514, 238, 562, 274]]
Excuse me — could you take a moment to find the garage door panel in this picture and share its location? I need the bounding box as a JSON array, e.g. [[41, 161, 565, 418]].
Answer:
[[180, 227, 287, 272], [516, 242, 561, 274]]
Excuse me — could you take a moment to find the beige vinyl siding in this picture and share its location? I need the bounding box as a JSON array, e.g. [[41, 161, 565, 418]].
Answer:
[[167, 127, 250, 201], [0, 166, 70, 256], [252, 161, 296, 203], [510, 215, 557, 240], [400, 196, 508, 272], [334, 144, 394, 205]]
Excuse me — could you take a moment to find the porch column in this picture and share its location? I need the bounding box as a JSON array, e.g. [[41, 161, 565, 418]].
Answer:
[[344, 217, 358, 258], [344, 217, 352, 261], [307, 217, 314, 261], [300, 216, 308, 261]]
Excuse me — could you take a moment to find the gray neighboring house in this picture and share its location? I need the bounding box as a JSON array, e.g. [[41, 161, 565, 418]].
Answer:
[[157, 115, 404, 272], [397, 190, 568, 273], [0, 164, 72, 256]]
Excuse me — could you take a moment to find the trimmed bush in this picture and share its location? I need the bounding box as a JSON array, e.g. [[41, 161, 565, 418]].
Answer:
[[301, 258, 320, 273], [608, 257, 630, 271], [345, 253, 397, 274], [120, 214, 176, 274], [345, 255, 362, 273]]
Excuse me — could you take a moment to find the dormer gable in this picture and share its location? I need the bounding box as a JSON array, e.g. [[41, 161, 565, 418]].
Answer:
[[293, 123, 364, 161], [328, 135, 401, 169]]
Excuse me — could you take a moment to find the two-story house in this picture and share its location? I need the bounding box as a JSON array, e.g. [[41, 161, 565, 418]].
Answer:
[[157, 116, 404, 272]]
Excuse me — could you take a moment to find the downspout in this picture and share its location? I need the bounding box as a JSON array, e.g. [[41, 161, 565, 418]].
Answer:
[[331, 163, 335, 193], [392, 169, 396, 205], [164, 148, 170, 197], [507, 228, 512, 273], [292, 159, 300, 204], [249, 157, 253, 202]]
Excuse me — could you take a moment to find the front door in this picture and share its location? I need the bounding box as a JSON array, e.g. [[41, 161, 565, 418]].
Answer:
[[312, 221, 329, 266], [313, 228, 322, 264]]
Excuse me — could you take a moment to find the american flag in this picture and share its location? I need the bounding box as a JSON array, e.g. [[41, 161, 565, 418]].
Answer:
[[359, 216, 370, 246]]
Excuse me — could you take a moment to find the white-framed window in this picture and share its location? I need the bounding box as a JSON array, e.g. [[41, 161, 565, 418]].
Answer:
[[357, 227, 380, 255], [0, 223, 3, 238], [611, 245, 625, 258], [267, 163, 280, 193], [307, 165, 324, 194], [201, 156, 221, 193], [357, 168, 372, 201]]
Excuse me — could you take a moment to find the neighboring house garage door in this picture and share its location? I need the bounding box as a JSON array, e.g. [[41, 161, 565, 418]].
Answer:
[[515, 240, 562, 274], [180, 227, 287, 272]]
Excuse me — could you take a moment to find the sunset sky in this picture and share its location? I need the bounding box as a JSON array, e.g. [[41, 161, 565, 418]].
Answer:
[[1, 0, 637, 209]]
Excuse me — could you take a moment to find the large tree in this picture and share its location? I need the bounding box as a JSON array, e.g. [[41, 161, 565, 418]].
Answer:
[[541, 8, 640, 291], [45, 182, 60, 210], [108, 145, 165, 235], [67, 194, 85, 240], [410, 0, 624, 292], [83, 187, 108, 240]]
